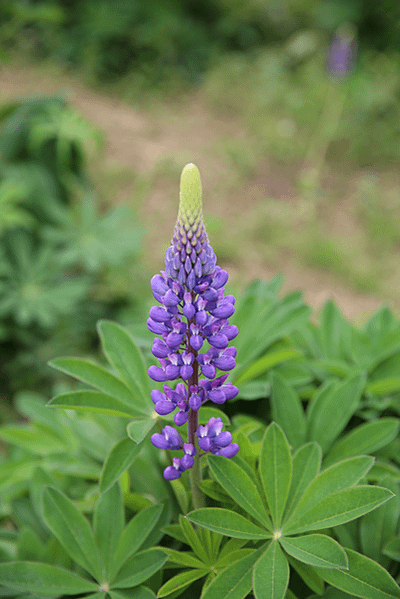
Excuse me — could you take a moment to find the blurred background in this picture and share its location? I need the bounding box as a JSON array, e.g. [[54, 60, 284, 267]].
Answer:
[[1, 0, 400, 405]]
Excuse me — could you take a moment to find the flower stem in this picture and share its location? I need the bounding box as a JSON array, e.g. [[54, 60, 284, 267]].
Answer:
[[187, 346, 204, 510]]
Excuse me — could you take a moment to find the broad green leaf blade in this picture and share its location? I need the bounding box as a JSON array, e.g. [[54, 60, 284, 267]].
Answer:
[[158, 568, 207, 597], [259, 422, 292, 526], [0, 424, 67, 455], [280, 534, 348, 569], [179, 515, 209, 563], [234, 349, 303, 384], [283, 486, 394, 535], [110, 587, 156, 599], [94, 482, 124, 579], [318, 548, 400, 599], [366, 377, 400, 396], [49, 357, 144, 412], [47, 391, 141, 418], [42, 486, 102, 581], [97, 320, 149, 407], [186, 508, 271, 540], [163, 548, 206, 569], [126, 419, 155, 444], [111, 548, 168, 589], [201, 546, 264, 599], [360, 477, 400, 563], [284, 456, 375, 528], [100, 437, 141, 494], [112, 504, 164, 580], [383, 537, 400, 561], [0, 562, 98, 594], [198, 406, 230, 426], [253, 541, 289, 599], [284, 442, 322, 521], [270, 372, 306, 450], [307, 374, 366, 453], [324, 419, 400, 467], [207, 455, 271, 529]]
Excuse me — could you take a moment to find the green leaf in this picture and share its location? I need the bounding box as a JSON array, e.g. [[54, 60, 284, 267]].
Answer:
[[283, 486, 394, 535], [324, 419, 400, 467], [284, 456, 375, 527], [49, 357, 144, 411], [97, 320, 149, 407], [280, 534, 348, 569], [157, 568, 207, 597], [307, 374, 366, 453], [284, 442, 322, 521], [42, 486, 102, 581], [0, 424, 67, 455], [0, 562, 98, 593], [234, 349, 303, 384], [318, 548, 400, 599], [163, 547, 205, 569], [383, 536, 400, 561], [100, 437, 141, 494], [179, 515, 209, 563], [366, 377, 400, 396], [110, 588, 156, 599], [47, 391, 142, 418], [287, 555, 325, 595], [111, 548, 168, 589], [270, 372, 306, 450], [186, 508, 271, 540], [259, 422, 292, 527], [207, 455, 271, 529], [112, 504, 163, 580], [253, 541, 289, 599], [126, 419, 156, 444], [201, 546, 263, 599], [360, 477, 400, 563], [94, 482, 124, 579]]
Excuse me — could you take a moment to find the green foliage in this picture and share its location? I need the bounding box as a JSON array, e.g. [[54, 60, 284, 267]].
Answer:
[[0, 95, 145, 398], [1, 280, 400, 598]]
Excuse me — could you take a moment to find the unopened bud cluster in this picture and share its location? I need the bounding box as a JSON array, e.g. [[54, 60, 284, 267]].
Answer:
[[148, 164, 239, 480]]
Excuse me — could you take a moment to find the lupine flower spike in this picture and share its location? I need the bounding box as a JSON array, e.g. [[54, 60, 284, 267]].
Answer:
[[148, 164, 239, 483]]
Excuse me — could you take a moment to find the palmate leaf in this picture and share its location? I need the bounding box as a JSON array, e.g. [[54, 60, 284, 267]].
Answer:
[[285, 455, 375, 526], [306, 373, 366, 453], [47, 390, 142, 418], [201, 546, 264, 599], [157, 568, 207, 598], [282, 485, 394, 535], [279, 534, 348, 569], [284, 442, 322, 521], [93, 482, 124, 579], [324, 419, 400, 467], [253, 541, 289, 599], [270, 371, 306, 450], [99, 437, 141, 494], [186, 508, 271, 540], [49, 357, 145, 413], [97, 320, 150, 410], [318, 548, 400, 599], [110, 548, 168, 589], [259, 422, 292, 527], [207, 455, 272, 529], [42, 486, 103, 581], [111, 504, 164, 581], [0, 562, 98, 594]]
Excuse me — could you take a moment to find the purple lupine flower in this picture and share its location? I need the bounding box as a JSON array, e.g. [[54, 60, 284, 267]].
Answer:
[[148, 164, 239, 480], [196, 417, 239, 458], [327, 24, 357, 80]]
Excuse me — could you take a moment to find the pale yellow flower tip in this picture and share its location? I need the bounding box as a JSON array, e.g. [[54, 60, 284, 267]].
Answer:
[[178, 163, 203, 235]]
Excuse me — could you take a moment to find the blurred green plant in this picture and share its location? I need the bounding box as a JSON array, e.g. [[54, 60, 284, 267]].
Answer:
[[0, 95, 146, 400]]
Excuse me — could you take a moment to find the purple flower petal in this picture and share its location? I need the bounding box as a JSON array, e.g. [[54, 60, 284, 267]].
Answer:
[[164, 466, 182, 480], [155, 400, 176, 415], [217, 443, 239, 458], [148, 365, 168, 382], [208, 389, 226, 404], [149, 306, 172, 322], [208, 333, 229, 349], [151, 433, 170, 450]]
